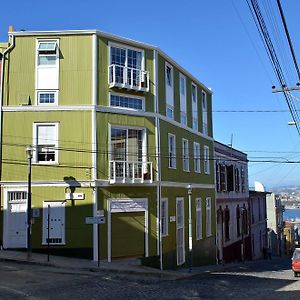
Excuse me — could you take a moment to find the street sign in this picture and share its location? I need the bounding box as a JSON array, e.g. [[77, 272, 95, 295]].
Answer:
[[85, 216, 106, 224]]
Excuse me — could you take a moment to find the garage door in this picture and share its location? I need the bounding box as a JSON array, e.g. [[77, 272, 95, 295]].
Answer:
[[111, 212, 145, 258]]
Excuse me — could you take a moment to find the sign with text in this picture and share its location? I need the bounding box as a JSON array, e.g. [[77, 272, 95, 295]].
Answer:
[[85, 216, 106, 225]]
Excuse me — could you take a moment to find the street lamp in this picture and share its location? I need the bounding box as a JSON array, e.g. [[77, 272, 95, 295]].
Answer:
[[26, 145, 33, 259], [187, 184, 192, 272]]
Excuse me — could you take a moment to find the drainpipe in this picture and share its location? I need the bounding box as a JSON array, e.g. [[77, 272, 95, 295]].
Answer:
[[153, 49, 163, 270], [91, 33, 98, 262], [0, 32, 15, 180]]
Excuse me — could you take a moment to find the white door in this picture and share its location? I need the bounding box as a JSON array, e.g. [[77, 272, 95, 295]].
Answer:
[[43, 201, 65, 245], [176, 197, 185, 265], [5, 191, 27, 248]]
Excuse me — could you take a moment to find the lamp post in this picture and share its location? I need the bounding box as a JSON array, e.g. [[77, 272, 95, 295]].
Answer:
[[26, 145, 33, 259], [187, 184, 192, 272]]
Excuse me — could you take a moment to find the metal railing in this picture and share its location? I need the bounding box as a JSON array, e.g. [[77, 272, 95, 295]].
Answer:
[[109, 160, 153, 184], [108, 64, 149, 92]]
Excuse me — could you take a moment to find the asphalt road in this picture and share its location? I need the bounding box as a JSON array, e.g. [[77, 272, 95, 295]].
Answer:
[[0, 257, 299, 299]]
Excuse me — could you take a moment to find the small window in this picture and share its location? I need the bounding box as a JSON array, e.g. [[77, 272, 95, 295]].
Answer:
[[194, 142, 201, 173], [37, 91, 57, 105], [206, 197, 212, 237], [180, 112, 187, 126], [110, 94, 144, 110], [167, 105, 174, 119], [37, 40, 58, 66]]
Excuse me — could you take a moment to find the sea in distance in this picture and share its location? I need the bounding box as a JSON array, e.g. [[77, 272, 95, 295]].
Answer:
[[283, 209, 300, 221]]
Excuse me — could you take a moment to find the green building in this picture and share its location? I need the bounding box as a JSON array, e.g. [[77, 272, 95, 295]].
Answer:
[[0, 29, 216, 269]]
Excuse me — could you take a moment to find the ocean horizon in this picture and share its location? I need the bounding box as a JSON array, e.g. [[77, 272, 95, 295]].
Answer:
[[283, 208, 300, 221]]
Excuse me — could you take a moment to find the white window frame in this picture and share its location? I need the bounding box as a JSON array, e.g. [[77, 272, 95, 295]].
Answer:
[[36, 39, 59, 67], [176, 197, 185, 265], [202, 91, 208, 135], [165, 62, 174, 119], [36, 90, 58, 106], [179, 73, 187, 126], [109, 92, 145, 111], [196, 198, 203, 240], [33, 122, 59, 165], [192, 83, 198, 131], [193, 142, 201, 173], [168, 133, 176, 169], [204, 145, 210, 174], [161, 198, 168, 237], [182, 138, 189, 172], [206, 197, 212, 237]]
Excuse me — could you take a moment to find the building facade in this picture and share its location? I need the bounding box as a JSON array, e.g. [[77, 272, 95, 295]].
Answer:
[[249, 190, 268, 260], [214, 141, 250, 263], [0, 29, 216, 269], [266, 193, 284, 256]]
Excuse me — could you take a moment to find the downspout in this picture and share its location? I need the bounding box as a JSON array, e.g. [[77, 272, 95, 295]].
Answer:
[[91, 33, 98, 262], [153, 49, 163, 270], [0, 33, 15, 180]]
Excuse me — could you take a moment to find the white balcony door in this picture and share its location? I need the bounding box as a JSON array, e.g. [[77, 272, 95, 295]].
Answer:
[[176, 197, 185, 265], [110, 127, 145, 179]]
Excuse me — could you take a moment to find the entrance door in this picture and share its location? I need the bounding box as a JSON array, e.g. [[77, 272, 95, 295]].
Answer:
[[176, 197, 185, 265], [111, 212, 145, 258], [43, 201, 65, 245], [5, 191, 27, 248]]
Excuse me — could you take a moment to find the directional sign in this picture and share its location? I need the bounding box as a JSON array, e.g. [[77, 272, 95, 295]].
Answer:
[[85, 216, 106, 224]]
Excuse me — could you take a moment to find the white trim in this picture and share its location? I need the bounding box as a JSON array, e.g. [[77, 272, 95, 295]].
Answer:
[[11, 29, 213, 95], [161, 198, 168, 237], [193, 142, 201, 173], [195, 197, 203, 240], [92, 33, 98, 262], [107, 198, 149, 262], [0, 180, 94, 187], [206, 197, 212, 237], [176, 197, 185, 266], [2, 105, 214, 141], [204, 145, 210, 174]]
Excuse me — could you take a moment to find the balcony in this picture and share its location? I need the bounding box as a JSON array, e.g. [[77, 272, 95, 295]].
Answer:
[[109, 160, 153, 184], [108, 64, 149, 92]]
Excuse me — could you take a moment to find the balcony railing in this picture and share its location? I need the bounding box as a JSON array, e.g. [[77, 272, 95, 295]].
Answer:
[[109, 160, 153, 184], [108, 64, 149, 92]]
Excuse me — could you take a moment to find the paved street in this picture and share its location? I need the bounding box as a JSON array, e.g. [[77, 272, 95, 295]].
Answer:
[[0, 257, 299, 299]]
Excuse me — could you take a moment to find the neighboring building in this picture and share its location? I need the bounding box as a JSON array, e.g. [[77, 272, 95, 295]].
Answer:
[[284, 220, 300, 255], [266, 193, 284, 256], [215, 141, 251, 263], [0, 29, 216, 269], [249, 188, 268, 260]]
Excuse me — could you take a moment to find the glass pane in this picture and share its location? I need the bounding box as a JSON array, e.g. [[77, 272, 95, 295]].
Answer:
[[38, 55, 56, 65], [38, 42, 57, 51], [111, 47, 126, 66], [111, 128, 127, 161], [127, 129, 143, 162]]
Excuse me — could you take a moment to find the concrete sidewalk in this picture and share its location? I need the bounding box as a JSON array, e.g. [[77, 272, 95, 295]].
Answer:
[[0, 249, 228, 280]]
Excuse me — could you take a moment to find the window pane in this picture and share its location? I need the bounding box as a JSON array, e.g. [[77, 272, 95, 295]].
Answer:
[[110, 94, 143, 110], [38, 42, 57, 51], [38, 55, 56, 65]]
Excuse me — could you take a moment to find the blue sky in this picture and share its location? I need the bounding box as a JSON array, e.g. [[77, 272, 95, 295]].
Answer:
[[1, 0, 300, 190]]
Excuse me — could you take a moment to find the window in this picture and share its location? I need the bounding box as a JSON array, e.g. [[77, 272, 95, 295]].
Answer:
[[168, 134, 176, 169], [110, 94, 144, 110], [33, 123, 58, 164], [166, 65, 172, 86], [165, 63, 174, 120], [202, 91, 208, 135], [161, 198, 168, 237], [236, 205, 241, 237], [182, 139, 189, 172], [235, 167, 240, 192], [216, 163, 221, 191], [37, 40, 58, 66], [220, 164, 227, 191], [167, 105, 174, 119], [224, 206, 230, 241], [196, 198, 202, 240], [180, 74, 187, 126], [37, 91, 57, 105], [226, 165, 234, 192], [241, 167, 246, 193], [204, 146, 210, 174], [110, 45, 143, 87], [192, 83, 198, 131], [176, 197, 185, 265], [194, 142, 201, 173], [206, 197, 212, 236]]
